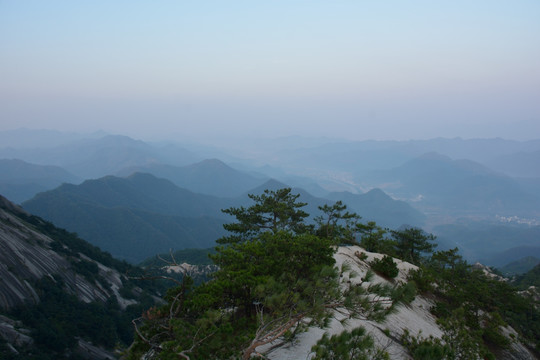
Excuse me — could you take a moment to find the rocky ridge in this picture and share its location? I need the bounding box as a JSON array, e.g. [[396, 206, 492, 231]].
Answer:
[[0, 194, 148, 358], [0, 195, 135, 311], [262, 246, 538, 360]]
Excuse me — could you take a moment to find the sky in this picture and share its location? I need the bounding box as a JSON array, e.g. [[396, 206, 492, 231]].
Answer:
[[1, 1, 539, 142]]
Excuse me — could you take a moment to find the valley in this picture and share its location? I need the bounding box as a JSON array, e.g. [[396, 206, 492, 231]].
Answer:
[[1, 130, 538, 268], [1, 130, 539, 359]]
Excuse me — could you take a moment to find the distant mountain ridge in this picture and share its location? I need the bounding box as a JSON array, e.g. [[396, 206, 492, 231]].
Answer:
[[326, 188, 426, 229], [22, 173, 230, 262], [486, 149, 540, 178], [363, 152, 540, 218], [0, 134, 202, 179], [0, 159, 81, 203], [499, 256, 540, 276], [117, 158, 267, 197], [433, 221, 540, 266], [43, 172, 228, 217], [22, 174, 426, 263]]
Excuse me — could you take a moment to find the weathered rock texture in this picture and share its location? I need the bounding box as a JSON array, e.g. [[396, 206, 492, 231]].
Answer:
[[262, 246, 538, 360], [0, 195, 136, 310]]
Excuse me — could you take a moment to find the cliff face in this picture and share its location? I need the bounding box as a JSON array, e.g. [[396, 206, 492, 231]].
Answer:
[[0, 195, 151, 358], [0, 195, 134, 311], [263, 246, 538, 360]]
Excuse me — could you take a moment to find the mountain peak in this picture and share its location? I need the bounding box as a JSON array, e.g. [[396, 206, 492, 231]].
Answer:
[[254, 179, 289, 192], [364, 188, 389, 198], [416, 152, 452, 162], [199, 158, 227, 167]]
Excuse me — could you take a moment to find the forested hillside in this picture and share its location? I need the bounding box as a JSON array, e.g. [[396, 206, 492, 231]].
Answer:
[[127, 188, 540, 360], [0, 195, 161, 359], [22, 175, 424, 263]]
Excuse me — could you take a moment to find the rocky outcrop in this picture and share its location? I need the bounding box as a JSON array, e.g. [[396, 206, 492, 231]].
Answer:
[[0, 315, 33, 348], [0, 194, 139, 311], [0, 195, 155, 358], [262, 246, 538, 360]]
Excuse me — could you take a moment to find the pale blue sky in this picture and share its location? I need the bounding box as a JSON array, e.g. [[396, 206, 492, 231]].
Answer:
[[1, 1, 539, 142]]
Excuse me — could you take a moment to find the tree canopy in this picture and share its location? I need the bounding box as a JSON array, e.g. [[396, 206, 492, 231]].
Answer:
[[127, 188, 404, 359], [391, 227, 437, 264], [219, 188, 310, 244]]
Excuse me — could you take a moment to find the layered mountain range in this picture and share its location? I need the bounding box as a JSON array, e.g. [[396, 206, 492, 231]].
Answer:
[[2, 130, 540, 268], [1, 180, 539, 359], [22, 173, 424, 263]]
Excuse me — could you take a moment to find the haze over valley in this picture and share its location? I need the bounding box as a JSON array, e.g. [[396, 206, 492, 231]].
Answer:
[[1, 1, 540, 358], [0, 128, 537, 268]]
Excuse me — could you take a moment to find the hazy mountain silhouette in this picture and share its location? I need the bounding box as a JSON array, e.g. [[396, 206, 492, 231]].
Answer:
[[117, 159, 267, 197], [22, 174, 429, 262], [499, 256, 540, 275], [22, 173, 231, 262], [257, 137, 540, 176], [482, 246, 540, 269], [24, 172, 229, 218], [433, 221, 540, 265], [0, 159, 81, 203], [0, 134, 202, 179], [363, 152, 540, 217], [0, 128, 106, 148], [326, 188, 426, 228], [517, 177, 540, 198], [485, 149, 540, 178]]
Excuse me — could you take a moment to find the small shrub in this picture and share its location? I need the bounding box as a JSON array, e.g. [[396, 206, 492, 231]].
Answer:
[[355, 251, 368, 261], [311, 327, 389, 360], [370, 255, 399, 279]]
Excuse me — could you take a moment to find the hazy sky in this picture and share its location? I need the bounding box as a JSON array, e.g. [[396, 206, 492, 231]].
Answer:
[[1, 1, 539, 142]]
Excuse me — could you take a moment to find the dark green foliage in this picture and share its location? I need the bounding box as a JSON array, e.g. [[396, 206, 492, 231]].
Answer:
[[127, 188, 402, 359], [0, 210, 162, 358], [481, 312, 511, 348], [513, 262, 540, 289], [22, 176, 228, 263], [358, 221, 391, 253], [436, 308, 485, 359], [391, 227, 436, 264], [315, 201, 361, 245], [499, 256, 540, 276], [0, 338, 20, 360], [370, 255, 399, 278], [212, 230, 336, 321], [429, 248, 465, 273], [125, 188, 540, 359], [409, 249, 540, 356], [8, 276, 151, 357], [310, 327, 389, 360], [19, 210, 174, 295], [391, 281, 417, 305], [219, 187, 310, 244], [18, 211, 133, 273], [401, 329, 451, 360], [69, 258, 101, 283]]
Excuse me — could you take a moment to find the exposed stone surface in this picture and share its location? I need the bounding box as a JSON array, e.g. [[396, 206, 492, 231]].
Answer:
[[0, 194, 135, 311], [75, 339, 117, 360], [0, 315, 33, 348], [263, 246, 538, 360], [0, 194, 143, 356]]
